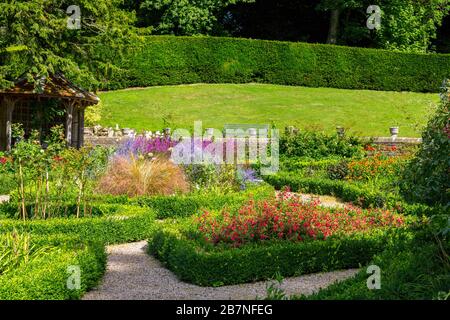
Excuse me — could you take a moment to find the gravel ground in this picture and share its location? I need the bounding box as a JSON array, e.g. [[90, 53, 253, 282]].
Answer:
[[83, 241, 358, 300]]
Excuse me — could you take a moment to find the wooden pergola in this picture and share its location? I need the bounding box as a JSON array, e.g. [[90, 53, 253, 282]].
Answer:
[[0, 73, 99, 151]]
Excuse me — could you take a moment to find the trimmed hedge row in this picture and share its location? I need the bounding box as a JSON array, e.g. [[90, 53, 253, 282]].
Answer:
[[97, 185, 275, 219], [280, 157, 342, 172], [0, 241, 106, 300], [99, 36, 450, 92], [148, 220, 412, 287], [301, 234, 450, 300], [0, 204, 156, 300], [264, 173, 443, 216], [0, 205, 156, 244]]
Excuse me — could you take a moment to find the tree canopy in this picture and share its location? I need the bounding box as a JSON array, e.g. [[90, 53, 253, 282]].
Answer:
[[0, 0, 138, 90], [1, 0, 449, 90]]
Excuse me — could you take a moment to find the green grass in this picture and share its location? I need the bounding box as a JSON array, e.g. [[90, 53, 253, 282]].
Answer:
[[97, 83, 439, 137]]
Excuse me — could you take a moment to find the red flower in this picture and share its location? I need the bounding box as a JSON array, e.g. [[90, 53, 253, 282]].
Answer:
[[0, 157, 7, 165]]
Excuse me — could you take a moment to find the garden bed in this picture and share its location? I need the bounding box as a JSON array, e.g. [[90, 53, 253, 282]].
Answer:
[[148, 194, 413, 287]]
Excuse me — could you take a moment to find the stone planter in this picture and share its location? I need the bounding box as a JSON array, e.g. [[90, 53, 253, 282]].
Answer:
[[390, 126, 399, 137], [336, 126, 345, 137]]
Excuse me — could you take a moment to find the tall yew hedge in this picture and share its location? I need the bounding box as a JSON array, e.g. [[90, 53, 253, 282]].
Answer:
[[93, 36, 450, 92]]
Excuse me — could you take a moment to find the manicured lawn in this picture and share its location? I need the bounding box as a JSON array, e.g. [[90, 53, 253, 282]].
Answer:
[[97, 83, 439, 137]]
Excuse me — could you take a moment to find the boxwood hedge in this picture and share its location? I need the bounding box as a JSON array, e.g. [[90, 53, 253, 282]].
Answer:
[[96, 185, 275, 219], [264, 172, 443, 216], [0, 241, 106, 300], [300, 232, 450, 300], [0, 205, 156, 244], [98, 36, 450, 92], [148, 219, 413, 287]]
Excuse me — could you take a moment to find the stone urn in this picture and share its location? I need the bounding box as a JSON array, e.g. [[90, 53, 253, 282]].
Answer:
[[390, 126, 399, 137], [336, 126, 345, 137]]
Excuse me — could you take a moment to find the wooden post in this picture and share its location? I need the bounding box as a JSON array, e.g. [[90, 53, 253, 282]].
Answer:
[[5, 98, 16, 151], [78, 107, 85, 148], [65, 101, 74, 146]]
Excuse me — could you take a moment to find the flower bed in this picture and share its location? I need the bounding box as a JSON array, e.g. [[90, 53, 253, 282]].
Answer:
[[195, 191, 405, 247], [148, 195, 412, 286]]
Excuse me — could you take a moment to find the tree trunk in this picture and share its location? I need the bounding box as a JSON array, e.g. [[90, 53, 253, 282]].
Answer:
[[327, 9, 340, 44]]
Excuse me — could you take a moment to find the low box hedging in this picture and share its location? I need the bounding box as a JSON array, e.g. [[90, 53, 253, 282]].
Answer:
[[280, 157, 343, 172], [96, 185, 275, 219], [0, 204, 156, 300], [264, 172, 442, 216], [0, 204, 156, 244], [0, 241, 106, 300], [148, 220, 413, 287], [300, 232, 450, 300], [97, 36, 450, 92]]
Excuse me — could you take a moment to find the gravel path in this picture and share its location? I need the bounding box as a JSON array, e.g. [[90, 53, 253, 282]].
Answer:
[[0, 195, 10, 203], [83, 241, 358, 300]]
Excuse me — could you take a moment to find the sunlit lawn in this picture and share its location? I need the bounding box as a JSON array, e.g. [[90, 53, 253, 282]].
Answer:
[[98, 83, 439, 137]]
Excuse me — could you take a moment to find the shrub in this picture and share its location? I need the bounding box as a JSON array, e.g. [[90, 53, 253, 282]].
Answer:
[[97, 155, 190, 197], [327, 161, 349, 180], [0, 128, 110, 219], [0, 241, 106, 300], [0, 229, 55, 275], [0, 205, 156, 244], [280, 131, 364, 159], [401, 80, 450, 206], [302, 221, 450, 300], [264, 173, 445, 216], [134, 184, 275, 219], [95, 36, 450, 93]]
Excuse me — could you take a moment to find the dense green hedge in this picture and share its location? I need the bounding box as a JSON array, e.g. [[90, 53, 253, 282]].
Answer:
[[0, 241, 106, 300], [97, 185, 275, 219], [301, 233, 450, 300], [0, 205, 156, 244], [99, 36, 450, 92], [148, 220, 412, 286], [264, 172, 443, 216], [0, 204, 156, 300]]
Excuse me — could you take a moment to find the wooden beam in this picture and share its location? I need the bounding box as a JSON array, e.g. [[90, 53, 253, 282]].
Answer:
[[5, 98, 16, 151], [78, 107, 85, 148], [65, 100, 75, 146]]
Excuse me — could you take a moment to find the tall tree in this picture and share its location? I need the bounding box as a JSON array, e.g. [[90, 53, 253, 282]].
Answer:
[[376, 0, 450, 52], [136, 0, 254, 35], [317, 0, 361, 44], [0, 0, 137, 90]]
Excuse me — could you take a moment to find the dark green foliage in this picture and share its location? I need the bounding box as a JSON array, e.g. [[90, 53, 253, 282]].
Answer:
[[0, 0, 138, 90], [327, 161, 350, 180], [148, 220, 412, 286], [0, 204, 156, 299], [302, 224, 450, 300], [0, 205, 156, 244], [0, 241, 106, 300], [280, 157, 342, 172], [264, 173, 445, 216], [97, 184, 274, 218], [401, 81, 450, 206], [280, 131, 364, 159], [98, 36, 450, 92]]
